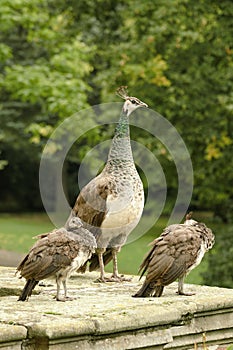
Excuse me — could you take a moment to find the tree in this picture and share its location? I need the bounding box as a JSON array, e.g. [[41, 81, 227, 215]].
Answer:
[[0, 0, 232, 221], [90, 0, 233, 221], [202, 224, 233, 288], [0, 0, 94, 210]]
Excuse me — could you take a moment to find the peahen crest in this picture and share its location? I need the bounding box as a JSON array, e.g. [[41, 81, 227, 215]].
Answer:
[[116, 86, 129, 100]]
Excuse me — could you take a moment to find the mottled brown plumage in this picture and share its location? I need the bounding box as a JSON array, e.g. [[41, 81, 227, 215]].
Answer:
[[71, 87, 148, 282], [73, 177, 109, 233], [133, 215, 214, 297], [17, 216, 96, 301]]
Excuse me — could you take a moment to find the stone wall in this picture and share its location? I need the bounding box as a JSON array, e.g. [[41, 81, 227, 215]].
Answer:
[[0, 266, 233, 349]]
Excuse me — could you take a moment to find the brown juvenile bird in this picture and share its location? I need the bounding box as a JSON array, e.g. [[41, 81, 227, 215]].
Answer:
[[70, 86, 148, 282], [17, 215, 96, 301], [133, 213, 215, 297]]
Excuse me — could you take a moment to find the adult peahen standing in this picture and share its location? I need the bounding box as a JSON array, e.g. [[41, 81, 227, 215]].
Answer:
[[70, 86, 148, 282]]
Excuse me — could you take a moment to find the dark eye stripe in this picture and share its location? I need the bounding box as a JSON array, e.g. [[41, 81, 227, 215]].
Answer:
[[128, 97, 144, 105], [130, 98, 140, 105]]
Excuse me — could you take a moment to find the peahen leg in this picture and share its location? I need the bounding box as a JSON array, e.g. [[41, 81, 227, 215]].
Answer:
[[111, 248, 131, 282], [56, 276, 63, 301], [95, 247, 131, 283], [177, 276, 195, 296], [56, 276, 73, 301], [95, 248, 108, 282]]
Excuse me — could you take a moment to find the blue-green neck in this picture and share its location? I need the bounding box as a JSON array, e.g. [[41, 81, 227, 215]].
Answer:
[[114, 111, 130, 138], [107, 110, 133, 163]]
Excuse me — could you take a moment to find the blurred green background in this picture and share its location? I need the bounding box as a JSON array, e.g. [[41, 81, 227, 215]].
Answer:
[[0, 212, 232, 288], [0, 1, 232, 287]]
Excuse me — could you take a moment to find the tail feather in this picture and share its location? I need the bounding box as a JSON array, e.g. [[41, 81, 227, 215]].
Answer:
[[153, 285, 164, 297], [133, 281, 155, 297], [89, 254, 99, 272], [133, 281, 164, 298], [18, 279, 38, 301]]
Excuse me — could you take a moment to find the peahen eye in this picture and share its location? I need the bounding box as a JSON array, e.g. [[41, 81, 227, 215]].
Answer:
[[131, 99, 136, 104]]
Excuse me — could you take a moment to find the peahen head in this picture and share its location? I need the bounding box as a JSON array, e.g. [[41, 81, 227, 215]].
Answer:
[[116, 86, 148, 117], [184, 211, 198, 226], [67, 215, 83, 231]]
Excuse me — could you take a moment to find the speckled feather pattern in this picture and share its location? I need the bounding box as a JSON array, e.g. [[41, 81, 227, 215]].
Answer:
[[17, 221, 96, 300], [72, 104, 145, 272], [134, 221, 214, 297]]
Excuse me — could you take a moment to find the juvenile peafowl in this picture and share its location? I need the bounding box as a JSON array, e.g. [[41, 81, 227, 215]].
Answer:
[[17, 215, 96, 301], [133, 213, 215, 297]]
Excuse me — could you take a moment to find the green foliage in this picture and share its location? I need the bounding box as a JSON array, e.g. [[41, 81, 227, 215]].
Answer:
[[0, 0, 232, 221], [0, 160, 8, 170], [202, 224, 233, 288], [0, 0, 95, 210], [0, 0, 93, 118]]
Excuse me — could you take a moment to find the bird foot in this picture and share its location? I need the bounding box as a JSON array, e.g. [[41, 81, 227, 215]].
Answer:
[[94, 274, 132, 283], [177, 291, 195, 296], [53, 295, 75, 301], [56, 296, 75, 302], [94, 276, 113, 283], [111, 274, 132, 282]]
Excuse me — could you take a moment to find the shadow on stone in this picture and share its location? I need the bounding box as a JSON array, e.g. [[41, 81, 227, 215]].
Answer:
[[0, 287, 40, 297]]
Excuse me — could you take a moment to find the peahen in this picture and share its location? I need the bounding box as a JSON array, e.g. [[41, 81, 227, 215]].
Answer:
[[71, 86, 148, 282], [17, 215, 96, 301], [133, 213, 215, 297]]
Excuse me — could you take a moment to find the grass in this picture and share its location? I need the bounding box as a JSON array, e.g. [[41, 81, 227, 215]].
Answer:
[[0, 212, 212, 284], [0, 213, 53, 253]]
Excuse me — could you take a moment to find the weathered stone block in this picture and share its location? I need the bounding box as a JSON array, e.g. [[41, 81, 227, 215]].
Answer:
[[1, 266, 233, 349]]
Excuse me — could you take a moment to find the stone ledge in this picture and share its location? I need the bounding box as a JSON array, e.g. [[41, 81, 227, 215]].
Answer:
[[0, 266, 233, 349], [0, 323, 27, 341]]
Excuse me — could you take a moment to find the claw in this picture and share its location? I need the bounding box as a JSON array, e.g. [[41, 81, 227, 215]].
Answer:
[[94, 274, 132, 283], [111, 274, 132, 282], [176, 291, 195, 296], [56, 296, 75, 302]]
